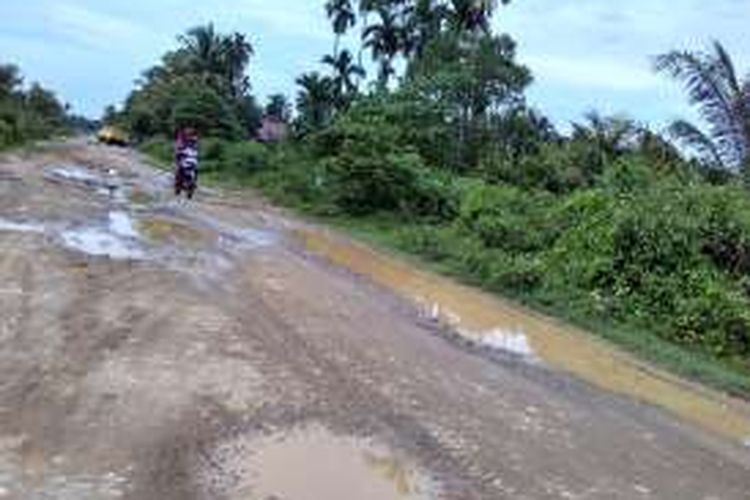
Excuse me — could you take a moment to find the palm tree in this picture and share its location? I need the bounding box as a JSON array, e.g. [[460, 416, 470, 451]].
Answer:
[[326, 0, 357, 57], [655, 41, 750, 181], [572, 112, 640, 161], [222, 33, 254, 98], [321, 49, 366, 105], [178, 24, 225, 76], [402, 0, 446, 60], [362, 6, 404, 88], [296, 72, 336, 132]]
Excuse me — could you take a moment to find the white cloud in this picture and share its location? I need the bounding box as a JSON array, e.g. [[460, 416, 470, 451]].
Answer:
[[524, 54, 661, 91], [44, 3, 160, 50]]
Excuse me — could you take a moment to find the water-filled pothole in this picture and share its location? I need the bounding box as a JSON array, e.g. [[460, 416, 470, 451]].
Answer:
[[48, 165, 101, 185], [201, 426, 438, 500], [61, 211, 143, 260]]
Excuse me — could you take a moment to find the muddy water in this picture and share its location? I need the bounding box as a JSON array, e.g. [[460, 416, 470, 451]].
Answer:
[[202, 426, 437, 500], [297, 228, 750, 443], [138, 217, 215, 247]]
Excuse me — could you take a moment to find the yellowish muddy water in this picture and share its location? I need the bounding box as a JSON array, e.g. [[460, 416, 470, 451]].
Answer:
[[207, 426, 437, 500], [138, 216, 216, 247], [297, 228, 750, 444]]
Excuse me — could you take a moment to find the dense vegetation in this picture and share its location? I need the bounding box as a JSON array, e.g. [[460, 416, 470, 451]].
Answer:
[[122, 1, 750, 393], [0, 64, 69, 150]]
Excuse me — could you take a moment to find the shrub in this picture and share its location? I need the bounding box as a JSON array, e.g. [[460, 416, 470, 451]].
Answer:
[[457, 183, 555, 252], [223, 141, 268, 173], [138, 137, 172, 165]]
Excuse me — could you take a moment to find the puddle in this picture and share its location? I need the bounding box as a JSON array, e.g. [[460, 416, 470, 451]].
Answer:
[[61, 228, 142, 260], [48, 165, 126, 202], [0, 218, 44, 234], [202, 426, 437, 500], [109, 211, 138, 238], [139, 217, 216, 247], [471, 327, 535, 359], [48, 165, 101, 184], [61, 211, 142, 260], [297, 228, 750, 444]]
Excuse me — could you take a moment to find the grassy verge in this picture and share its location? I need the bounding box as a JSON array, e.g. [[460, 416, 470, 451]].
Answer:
[[138, 144, 750, 398]]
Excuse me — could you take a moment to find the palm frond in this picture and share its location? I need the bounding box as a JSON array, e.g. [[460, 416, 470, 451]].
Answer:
[[667, 119, 724, 168]]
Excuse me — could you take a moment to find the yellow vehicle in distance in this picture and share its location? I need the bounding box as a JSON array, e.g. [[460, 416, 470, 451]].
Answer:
[[97, 126, 129, 147]]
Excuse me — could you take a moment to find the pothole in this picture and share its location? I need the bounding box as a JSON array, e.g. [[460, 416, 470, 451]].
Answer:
[[199, 426, 439, 500], [420, 301, 536, 360], [48, 165, 101, 185], [467, 327, 536, 359], [46, 165, 126, 202], [61, 211, 143, 260]]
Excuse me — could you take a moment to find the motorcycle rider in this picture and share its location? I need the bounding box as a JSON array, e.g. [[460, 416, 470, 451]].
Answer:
[[174, 127, 199, 199]]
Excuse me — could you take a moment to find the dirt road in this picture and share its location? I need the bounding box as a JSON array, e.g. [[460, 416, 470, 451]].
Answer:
[[1, 141, 750, 499]]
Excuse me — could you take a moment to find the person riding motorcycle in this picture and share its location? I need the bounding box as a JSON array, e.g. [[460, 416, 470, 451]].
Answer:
[[174, 127, 199, 199]]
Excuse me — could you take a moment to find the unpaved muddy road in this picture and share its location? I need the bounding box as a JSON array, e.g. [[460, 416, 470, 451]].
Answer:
[[1, 141, 750, 499]]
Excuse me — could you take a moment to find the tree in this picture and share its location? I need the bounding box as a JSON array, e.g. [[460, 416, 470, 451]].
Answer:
[[178, 24, 226, 77], [321, 49, 366, 106], [362, 5, 405, 88], [222, 33, 254, 98], [26, 83, 65, 127], [0, 64, 22, 100], [326, 0, 357, 57], [655, 41, 750, 183], [121, 25, 259, 139], [296, 72, 336, 133], [266, 94, 292, 122]]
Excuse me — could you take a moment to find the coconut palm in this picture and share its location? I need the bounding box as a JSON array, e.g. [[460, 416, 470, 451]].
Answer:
[[326, 0, 357, 57], [222, 33, 254, 98], [362, 6, 405, 88], [655, 41, 750, 180], [322, 49, 366, 105], [178, 24, 225, 76], [296, 72, 336, 132]]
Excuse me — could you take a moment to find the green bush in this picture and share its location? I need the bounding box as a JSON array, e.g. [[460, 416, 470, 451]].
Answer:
[[457, 182, 554, 252], [223, 141, 269, 173], [138, 137, 172, 165]]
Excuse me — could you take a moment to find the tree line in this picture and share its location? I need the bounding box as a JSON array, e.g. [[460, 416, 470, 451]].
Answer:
[[0, 64, 71, 149]]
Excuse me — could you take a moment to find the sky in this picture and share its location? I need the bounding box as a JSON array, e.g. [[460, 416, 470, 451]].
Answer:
[[1, 0, 748, 131]]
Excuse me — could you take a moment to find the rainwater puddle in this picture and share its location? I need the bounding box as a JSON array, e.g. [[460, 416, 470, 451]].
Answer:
[[109, 211, 138, 238], [48, 165, 126, 202], [0, 218, 44, 234], [203, 426, 438, 500], [297, 228, 750, 444], [61, 211, 143, 260], [472, 327, 535, 359], [48, 165, 101, 184]]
